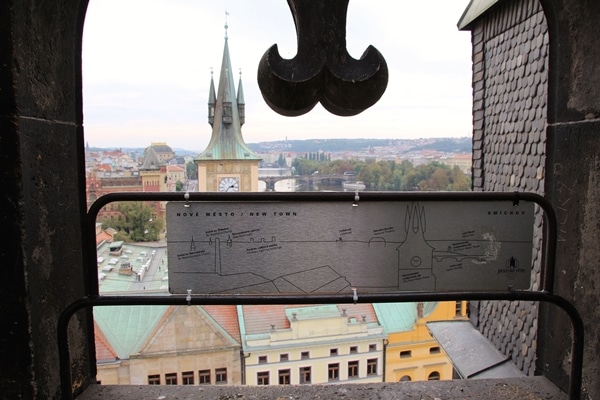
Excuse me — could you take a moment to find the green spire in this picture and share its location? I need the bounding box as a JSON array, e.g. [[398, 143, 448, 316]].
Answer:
[[196, 28, 259, 161]]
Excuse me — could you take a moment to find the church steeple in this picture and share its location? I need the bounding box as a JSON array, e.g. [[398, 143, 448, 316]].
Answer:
[[196, 24, 259, 161]]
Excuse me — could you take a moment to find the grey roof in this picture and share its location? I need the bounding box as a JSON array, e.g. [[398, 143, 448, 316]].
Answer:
[[457, 0, 502, 30], [236, 74, 245, 105], [144, 143, 173, 155], [196, 37, 260, 162], [140, 146, 162, 170], [427, 320, 525, 379], [208, 72, 216, 107]]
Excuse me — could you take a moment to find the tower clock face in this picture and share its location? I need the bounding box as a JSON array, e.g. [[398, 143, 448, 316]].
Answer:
[[219, 177, 239, 192]]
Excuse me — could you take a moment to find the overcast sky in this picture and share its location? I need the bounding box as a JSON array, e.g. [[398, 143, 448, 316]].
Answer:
[[82, 0, 473, 151]]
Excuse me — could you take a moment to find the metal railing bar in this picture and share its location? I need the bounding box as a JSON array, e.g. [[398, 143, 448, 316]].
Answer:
[[60, 191, 572, 399], [87, 191, 558, 294]]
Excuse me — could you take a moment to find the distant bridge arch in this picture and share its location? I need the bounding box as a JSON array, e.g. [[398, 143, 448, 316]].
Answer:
[[259, 174, 351, 191]]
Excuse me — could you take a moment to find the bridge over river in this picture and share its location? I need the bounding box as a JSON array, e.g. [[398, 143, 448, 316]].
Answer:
[[259, 174, 355, 191]]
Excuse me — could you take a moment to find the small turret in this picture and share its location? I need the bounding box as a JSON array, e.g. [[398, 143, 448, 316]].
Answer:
[[208, 69, 216, 126], [237, 69, 245, 126]]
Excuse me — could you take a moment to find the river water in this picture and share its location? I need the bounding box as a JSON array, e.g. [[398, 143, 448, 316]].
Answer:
[[261, 179, 352, 192]]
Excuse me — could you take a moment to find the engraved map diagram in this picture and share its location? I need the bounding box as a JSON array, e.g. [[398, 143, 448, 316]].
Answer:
[[166, 200, 535, 294]]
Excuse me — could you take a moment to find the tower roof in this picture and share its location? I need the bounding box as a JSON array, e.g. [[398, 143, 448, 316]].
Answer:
[[196, 34, 260, 162], [140, 146, 162, 170], [236, 71, 245, 105]]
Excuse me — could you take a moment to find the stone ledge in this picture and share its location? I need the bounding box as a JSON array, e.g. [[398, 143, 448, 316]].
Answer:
[[77, 377, 566, 399]]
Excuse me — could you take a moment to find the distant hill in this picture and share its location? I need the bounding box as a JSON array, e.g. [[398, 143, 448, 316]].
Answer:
[[85, 137, 472, 156], [85, 147, 199, 157], [408, 138, 472, 153], [247, 137, 472, 154]]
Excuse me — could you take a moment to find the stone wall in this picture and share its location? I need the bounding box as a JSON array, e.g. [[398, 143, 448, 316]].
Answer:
[[0, 1, 93, 398], [470, 0, 548, 376]]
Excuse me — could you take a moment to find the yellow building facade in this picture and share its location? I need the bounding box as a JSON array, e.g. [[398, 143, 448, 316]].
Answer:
[[240, 304, 385, 386], [376, 301, 468, 382]]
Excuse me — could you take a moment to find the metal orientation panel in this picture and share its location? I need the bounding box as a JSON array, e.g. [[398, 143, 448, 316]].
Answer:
[[166, 199, 534, 294]]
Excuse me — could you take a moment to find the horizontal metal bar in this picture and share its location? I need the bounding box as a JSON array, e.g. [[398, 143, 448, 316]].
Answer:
[[88, 190, 554, 214], [87, 191, 558, 294]]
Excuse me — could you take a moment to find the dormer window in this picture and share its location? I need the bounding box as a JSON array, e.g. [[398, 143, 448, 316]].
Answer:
[[223, 103, 232, 124], [208, 104, 215, 125]]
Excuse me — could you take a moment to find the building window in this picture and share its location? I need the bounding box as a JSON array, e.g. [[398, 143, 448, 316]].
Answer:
[[165, 372, 177, 385], [301, 351, 310, 359], [147, 374, 160, 385], [257, 371, 270, 385], [399, 375, 412, 382], [400, 350, 412, 358], [369, 344, 377, 352], [216, 368, 227, 384], [278, 369, 291, 385], [328, 363, 340, 381], [430, 346, 441, 354], [182, 371, 194, 385], [280, 353, 289, 362], [258, 355, 268, 364], [330, 348, 338, 356], [455, 300, 463, 316], [199, 369, 211, 384], [367, 358, 378, 375], [428, 371, 441, 380], [348, 360, 359, 379], [349, 346, 358, 354], [299, 366, 311, 384]]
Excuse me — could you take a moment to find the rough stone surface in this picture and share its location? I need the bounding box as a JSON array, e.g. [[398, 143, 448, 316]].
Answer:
[[544, 121, 600, 400], [0, 1, 92, 399], [77, 377, 566, 400]]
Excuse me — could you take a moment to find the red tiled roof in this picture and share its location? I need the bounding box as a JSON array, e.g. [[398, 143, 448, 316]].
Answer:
[[94, 321, 119, 362], [96, 231, 113, 246], [241, 305, 292, 335], [241, 304, 379, 335], [203, 305, 241, 343]]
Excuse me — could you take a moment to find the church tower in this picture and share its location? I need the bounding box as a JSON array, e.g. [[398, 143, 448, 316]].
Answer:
[[195, 23, 261, 192]]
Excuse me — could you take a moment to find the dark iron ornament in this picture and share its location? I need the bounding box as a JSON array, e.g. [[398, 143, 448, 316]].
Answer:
[[257, 0, 389, 117]]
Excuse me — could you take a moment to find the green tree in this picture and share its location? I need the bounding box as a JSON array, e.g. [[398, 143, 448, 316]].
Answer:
[[390, 160, 414, 190], [292, 157, 321, 175], [277, 153, 287, 167], [449, 165, 471, 191], [287, 156, 471, 192], [327, 159, 359, 175], [419, 167, 451, 191], [358, 162, 384, 190], [175, 181, 184, 191], [186, 161, 197, 180], [101, 202, 164, 242]]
